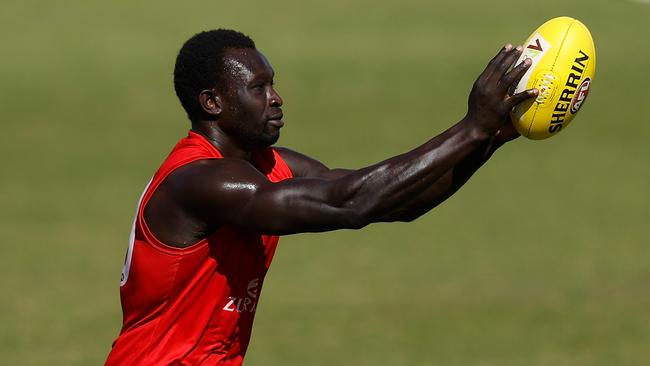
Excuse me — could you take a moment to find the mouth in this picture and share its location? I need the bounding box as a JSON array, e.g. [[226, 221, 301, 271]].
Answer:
[[267, 112, 284, 128]]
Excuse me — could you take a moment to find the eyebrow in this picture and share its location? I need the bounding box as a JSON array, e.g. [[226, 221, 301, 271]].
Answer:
[[249, 69, 275, 85]]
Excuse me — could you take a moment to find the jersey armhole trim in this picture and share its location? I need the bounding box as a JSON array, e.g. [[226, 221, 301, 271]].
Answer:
[[137, 157, 220, 256]]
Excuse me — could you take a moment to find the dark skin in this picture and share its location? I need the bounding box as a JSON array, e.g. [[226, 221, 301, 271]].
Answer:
[[145, 45, 538, 247]]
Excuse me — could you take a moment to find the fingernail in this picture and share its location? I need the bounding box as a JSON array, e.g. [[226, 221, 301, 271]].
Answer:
[[524, 58, 532, 65], [504, 44, 512, 50], [516, 45, 523, 52]]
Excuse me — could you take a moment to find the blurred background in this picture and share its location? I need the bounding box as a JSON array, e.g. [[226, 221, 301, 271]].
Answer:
[[1, 0, 649, 365]]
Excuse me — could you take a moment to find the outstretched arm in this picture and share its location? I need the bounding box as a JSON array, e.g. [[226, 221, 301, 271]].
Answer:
[[167, 45, 536, 236], [278, 47, 530, 223], [378, 123, 520, 222], [277, 121, 519, 223]]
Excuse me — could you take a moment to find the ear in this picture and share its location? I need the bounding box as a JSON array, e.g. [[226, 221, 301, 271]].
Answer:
[[198, 89, 223, 117]]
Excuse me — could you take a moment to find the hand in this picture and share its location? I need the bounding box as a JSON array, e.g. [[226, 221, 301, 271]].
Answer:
[[465, 44, 538, 135], [495, 118, 521, 144]]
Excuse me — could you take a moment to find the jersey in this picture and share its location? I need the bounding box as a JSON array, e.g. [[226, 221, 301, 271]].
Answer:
[[105, 130, 293, 366]]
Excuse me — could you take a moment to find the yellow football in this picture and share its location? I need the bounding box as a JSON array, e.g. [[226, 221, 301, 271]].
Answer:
[[510, 17, 596, 140]]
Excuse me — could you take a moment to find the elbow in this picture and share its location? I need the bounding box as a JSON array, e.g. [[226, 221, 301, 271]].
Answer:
[[398, 213, 420, 223], [384, 205, 430, 223], [328, 176, 380, 230], [398, 205, 434, 222], [401, 210, 431, 222], [342, 204, 372, 230], [340, 190, 396, 229], [383, 210, 420, 223], [347, 213, 371, 230]]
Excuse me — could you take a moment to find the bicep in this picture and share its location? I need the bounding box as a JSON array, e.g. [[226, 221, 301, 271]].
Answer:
[[180, 159, 363, 235], [234, 177, 363, 234]]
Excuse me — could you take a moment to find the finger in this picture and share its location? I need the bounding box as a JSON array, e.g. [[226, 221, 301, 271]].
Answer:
[[506, 88, 538, 109], [491, 45, 523, 82], [489, 44, 513, 64], [482, 44, 512, 79], [501, 57, 532, 92]]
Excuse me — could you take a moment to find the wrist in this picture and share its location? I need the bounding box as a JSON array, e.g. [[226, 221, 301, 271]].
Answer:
[[494, 122, 521, 146], [458, 116, 493, 143]]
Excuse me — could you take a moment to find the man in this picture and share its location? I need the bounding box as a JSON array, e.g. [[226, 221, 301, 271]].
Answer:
[[106, 29, 537, 365]]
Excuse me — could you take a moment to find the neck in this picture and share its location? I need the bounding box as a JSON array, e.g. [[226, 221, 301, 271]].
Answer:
[[191, 120, 253, 161]]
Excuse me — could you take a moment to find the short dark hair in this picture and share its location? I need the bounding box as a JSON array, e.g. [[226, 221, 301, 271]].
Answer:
[[173, 29, 256, 121]]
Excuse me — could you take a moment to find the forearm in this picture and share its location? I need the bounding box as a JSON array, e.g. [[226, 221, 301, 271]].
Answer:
[[378, 132, 507, 222], [333, 117, 492, 225]]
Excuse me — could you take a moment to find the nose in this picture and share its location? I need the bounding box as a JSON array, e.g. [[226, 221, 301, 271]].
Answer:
[[269, 87, 283, 107]]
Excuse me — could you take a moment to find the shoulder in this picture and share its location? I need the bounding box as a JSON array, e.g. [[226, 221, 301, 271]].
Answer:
[[169, 158, 266, 189], [162, 158, 267, 204]]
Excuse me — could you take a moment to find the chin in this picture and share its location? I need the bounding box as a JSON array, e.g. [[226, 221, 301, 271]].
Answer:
[[263, 132, 280, 147], [248, 131, 280, 150]]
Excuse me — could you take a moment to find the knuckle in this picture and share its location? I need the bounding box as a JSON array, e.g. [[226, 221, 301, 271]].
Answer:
[[512, 94, 527, 105]]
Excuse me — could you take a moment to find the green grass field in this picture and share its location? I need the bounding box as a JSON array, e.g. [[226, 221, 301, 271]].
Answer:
[[1, 0, 649, 364]]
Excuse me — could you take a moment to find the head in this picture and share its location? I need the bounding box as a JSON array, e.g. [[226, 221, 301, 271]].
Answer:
[[174, 29, 284, 149]]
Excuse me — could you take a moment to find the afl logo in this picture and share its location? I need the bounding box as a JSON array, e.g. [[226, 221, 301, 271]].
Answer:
[[570, 77, 591, 114], [247, 278, 259, 299]]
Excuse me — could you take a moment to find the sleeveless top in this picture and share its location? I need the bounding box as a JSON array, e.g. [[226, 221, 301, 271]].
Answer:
[[105, 130, 294, 365]]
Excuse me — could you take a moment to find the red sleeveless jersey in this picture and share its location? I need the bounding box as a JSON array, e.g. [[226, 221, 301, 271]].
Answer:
[[106, 131, 293, 366]]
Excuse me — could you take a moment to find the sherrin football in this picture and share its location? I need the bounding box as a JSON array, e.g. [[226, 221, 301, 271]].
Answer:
[[511, 17, 596, 140]]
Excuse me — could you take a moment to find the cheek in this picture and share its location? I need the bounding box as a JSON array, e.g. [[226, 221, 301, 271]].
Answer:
[[236, 93, 265, 115]]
